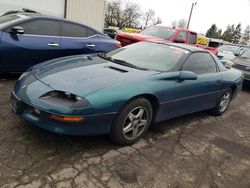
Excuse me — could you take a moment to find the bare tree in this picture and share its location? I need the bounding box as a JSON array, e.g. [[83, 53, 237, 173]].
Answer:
[[104, 0, 141, 29], [178, 19, 187, 28], [171, 19, 187, 28], [171, 20, 177, 28], [154, 17, 162, 25], [143, 9, 155, 27], [105, 0, 161, 29], [105, 0, 122, 27], [122, 2, 141, 28]]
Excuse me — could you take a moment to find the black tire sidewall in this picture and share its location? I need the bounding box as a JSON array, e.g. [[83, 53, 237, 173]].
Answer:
[[111, 98, 153, 145]]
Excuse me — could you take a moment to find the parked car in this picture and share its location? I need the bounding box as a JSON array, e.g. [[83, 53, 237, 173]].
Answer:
[[217, 44, 248, 60], [11, 42, 243, 145], [0, 13, 121, 73], [115, 26, 218, 55], [1, 8, 39, 16], [103, 28, 121, 39], [226, 48, 250, 85]]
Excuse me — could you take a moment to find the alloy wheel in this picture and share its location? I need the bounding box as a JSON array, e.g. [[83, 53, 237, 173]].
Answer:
[[219, 92, 231, 113], [122, 106, 149, 140]]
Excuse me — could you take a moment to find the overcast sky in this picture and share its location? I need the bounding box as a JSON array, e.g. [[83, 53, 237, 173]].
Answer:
[[133, 0, 250, 34]]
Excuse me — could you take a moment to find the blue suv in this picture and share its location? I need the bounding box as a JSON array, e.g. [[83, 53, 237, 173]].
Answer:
[[0, 13, 121, 73]]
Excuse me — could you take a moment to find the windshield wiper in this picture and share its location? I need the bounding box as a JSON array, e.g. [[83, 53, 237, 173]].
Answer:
[[112, 59, 149, 70], [112, 59, 136, 68], [98, 53, 148, 70], [97, 52, 109, 59]]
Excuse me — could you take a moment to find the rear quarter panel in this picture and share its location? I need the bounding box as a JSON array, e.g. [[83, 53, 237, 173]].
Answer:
[[97, 35, 119, 52], [220, 68, 243, 98]]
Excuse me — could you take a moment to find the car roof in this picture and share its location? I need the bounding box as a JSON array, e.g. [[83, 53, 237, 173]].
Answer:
[[147, 25, 197, 34], [142, 41, 207, 53], [21, 13, 62, 19], [220, 43, 249, 48], [17, 13, 91, 26], [12, 13, 103, 34], [168, 43, 207, 52]]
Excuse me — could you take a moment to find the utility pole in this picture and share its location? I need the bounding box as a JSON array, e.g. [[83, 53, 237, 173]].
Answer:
[[187, 2, 197, 29]]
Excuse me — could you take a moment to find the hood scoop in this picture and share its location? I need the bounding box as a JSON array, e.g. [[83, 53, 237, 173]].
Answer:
[[105, 66, 129, 73]]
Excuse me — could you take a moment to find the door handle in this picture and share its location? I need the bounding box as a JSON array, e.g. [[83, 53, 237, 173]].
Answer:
[[86, 44, 95, 47], [48, 43, 59, 47]]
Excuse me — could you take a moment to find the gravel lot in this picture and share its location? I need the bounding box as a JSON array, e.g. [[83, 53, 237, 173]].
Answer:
[[0, 76, 250, 188]]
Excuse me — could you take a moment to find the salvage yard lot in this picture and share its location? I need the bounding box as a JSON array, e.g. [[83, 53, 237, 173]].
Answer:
[[0, 76, 250, 188]]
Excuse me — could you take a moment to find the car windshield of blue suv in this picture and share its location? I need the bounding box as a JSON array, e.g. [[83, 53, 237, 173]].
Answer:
[[0, 14, 28, 29], [102, 42, 189, 72], [240, 49, 250, 59]]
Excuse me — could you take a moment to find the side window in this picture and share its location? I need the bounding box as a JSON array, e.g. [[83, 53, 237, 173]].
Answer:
[[19, 19, 60, 36], [182, 53, 217, 75], [177, 31, 187, 41], [86, 28, 96, 36], [62, 21, 96, 38], [189, 33, 197, 44]]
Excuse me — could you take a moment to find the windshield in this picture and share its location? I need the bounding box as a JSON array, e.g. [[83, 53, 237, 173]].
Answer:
[[140, 27, 175, 40], [218, 45, 240, 55], [240, 49, 250, 59], [103, 42, 189, 71], [0, 14, 29, 30]]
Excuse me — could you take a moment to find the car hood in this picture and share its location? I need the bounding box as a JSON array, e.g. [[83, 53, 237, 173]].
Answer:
[[119, 32, 166, 42], [218, 51, 236, 60], [31, 55, 156, 97], [232, 57, 250, 65]]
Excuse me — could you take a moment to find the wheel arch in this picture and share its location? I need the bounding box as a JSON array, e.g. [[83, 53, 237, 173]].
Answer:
[[230, 84, 236, 94], [117, 94, 160, 123], [229, 84, 237, 100]]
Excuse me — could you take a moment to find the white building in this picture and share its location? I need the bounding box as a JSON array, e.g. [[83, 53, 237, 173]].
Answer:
[[0, 0, 105, 31]]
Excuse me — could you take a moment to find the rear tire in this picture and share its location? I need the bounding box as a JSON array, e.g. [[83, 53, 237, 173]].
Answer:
[[111, 98, 153, 145], [210, 89, 232, 116]]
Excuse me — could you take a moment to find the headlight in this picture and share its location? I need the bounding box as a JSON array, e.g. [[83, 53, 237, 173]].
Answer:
[[39, 91, 90, 109], [221, 60, 235, 68], [18, 67, 34, 80], [226, 60, 235, 67], [18, 71, 31, 80]]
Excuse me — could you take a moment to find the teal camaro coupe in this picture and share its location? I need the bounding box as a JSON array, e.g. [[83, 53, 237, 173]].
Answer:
[[11, 42, 243, 145]]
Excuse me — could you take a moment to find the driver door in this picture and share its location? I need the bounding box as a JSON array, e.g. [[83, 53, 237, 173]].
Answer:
[[1, 18, 61, 72], [167, 52, 223, 118]]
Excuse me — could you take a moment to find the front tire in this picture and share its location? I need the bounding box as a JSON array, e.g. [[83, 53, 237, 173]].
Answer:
[[111, 98, 153, 145], [210, 89, 232, 116]]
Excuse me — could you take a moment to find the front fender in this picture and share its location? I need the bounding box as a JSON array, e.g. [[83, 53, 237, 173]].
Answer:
[[85, 78, 176, 115], [0, 30, 2, 45]]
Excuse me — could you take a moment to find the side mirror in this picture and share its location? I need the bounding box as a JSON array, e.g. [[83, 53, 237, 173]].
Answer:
[[10, 26, 24, 34], [220, 60, 227, 65], [237, 49, 244, 57], [174, 38, 186, 43], [179, 71, 198, 81], [220, 60, 234, 68]]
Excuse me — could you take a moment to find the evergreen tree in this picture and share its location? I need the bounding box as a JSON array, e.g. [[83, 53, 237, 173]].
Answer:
[[242, 25, 250, 45], [222, 25, 233, 42], [217, 29, 222, 38], [232, 23, 242, 43], [206, 24, 219, 38]]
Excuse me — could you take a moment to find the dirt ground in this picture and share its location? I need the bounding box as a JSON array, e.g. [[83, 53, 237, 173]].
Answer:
[[0, 76, 250, 188]]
